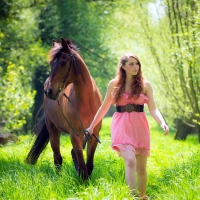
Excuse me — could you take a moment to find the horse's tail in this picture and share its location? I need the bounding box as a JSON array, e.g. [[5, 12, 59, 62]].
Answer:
[[25, 108, 49, 165]]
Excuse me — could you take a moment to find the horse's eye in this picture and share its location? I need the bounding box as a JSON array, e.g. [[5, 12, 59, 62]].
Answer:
[[61, 61, 66, 66]]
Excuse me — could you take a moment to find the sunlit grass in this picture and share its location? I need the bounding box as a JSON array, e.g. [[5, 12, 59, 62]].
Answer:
[[0, 116, 200, 200]]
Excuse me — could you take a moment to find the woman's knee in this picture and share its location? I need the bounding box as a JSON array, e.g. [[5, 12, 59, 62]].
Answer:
[[125, 157, 136, 168], [120, 150, 136, 168]]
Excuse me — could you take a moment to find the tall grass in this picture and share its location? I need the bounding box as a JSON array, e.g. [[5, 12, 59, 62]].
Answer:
[[0, 116, 199, 200]]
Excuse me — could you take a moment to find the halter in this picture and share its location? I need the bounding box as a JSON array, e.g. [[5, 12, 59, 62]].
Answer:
[[58, 49, 80, 91]]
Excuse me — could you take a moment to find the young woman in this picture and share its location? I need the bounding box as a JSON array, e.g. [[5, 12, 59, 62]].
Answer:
[[86, 53, 169, 199]]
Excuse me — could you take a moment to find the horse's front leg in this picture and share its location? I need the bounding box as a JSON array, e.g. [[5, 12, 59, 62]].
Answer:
[[86, 130, 99, 176], [70, 133, 88, 180]]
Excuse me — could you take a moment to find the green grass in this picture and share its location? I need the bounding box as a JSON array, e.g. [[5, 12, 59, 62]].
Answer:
[[0, 116, 200, 200]]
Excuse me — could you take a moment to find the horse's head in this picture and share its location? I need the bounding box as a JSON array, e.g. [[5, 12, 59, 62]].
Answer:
[[44, 38, 79, 100]]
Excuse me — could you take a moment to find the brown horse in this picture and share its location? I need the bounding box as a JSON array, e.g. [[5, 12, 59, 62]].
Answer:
[[25, 38, 102, 180]]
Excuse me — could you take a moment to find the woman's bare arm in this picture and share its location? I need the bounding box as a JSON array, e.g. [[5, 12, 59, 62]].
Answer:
[[145, 81, 169, 134], [86, 79, 115, 134]]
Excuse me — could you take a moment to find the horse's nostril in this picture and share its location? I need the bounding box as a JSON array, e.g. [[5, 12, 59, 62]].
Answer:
[[44, 88, 53, 97], [48, 89, 53, 95]]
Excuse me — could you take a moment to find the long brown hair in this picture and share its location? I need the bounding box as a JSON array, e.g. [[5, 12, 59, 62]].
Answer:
[[112, 53, 144, 104]]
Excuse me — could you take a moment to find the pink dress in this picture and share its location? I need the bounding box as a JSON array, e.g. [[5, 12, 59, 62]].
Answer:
[[111, 92, 150, 157]]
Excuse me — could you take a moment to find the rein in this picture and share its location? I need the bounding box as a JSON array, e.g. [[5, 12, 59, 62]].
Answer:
[[57, 93, 101, 149]]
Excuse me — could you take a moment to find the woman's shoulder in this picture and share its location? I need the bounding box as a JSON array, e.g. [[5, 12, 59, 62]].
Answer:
[[108, 78, 116, 88], [143, 79, 151, 84], [143, 79, 152, 86], [110, 78, 116, 84], [106, 79, 116, 99], [143, 79, 152, 94]]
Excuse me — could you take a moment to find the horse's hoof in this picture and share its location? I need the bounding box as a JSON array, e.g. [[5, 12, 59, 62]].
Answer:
[[86, 163, 94, 176], [78, 169, 89, 181], [55, 163, 62, 171]]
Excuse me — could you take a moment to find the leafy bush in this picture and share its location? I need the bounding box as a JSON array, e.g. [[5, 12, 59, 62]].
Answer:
[[0, 61, 36, 132]]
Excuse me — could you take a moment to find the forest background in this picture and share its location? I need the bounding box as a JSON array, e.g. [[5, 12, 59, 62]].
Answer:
[[0, 0, 200, 141]]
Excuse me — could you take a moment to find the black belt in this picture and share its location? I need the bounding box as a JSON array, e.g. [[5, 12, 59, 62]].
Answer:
[[116, 104, 144, 113]]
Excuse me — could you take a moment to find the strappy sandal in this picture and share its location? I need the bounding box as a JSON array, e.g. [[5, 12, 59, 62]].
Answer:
[[142, 196, 149, 200], [133, 196, 149, 200]]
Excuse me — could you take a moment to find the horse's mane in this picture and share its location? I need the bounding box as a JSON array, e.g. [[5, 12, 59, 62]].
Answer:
[[48, 38, 80, 63]]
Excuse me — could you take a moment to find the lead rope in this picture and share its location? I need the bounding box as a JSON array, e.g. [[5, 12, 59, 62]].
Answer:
[[57, 92, 101, 149], [62, 93, 101, 149], [57, 99, 79, 137]]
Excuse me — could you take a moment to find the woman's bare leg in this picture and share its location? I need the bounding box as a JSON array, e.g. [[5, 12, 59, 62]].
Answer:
[[136, 154, 148, 198], [120, 150, 137, 191]]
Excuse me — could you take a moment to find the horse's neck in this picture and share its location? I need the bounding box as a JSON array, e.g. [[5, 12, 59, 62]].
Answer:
[[74, 57, 95, 100]]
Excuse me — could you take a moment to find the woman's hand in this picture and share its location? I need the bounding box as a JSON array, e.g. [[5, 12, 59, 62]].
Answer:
[[85, 126, 94, 136], [161, 123, 169, 135], [83, 126, 101, 149]]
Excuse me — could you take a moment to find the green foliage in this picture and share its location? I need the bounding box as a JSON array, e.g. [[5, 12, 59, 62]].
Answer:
[[0, 0, 49, 131], [44, 0, 117, 92], [0, 61, 36, 132], [162, 0, 200, 126], [0, 0, 199, 135], [0, 117, 200, 199], [134, 0, 200, 127]]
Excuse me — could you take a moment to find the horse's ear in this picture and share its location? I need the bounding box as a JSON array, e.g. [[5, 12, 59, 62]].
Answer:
[[61, 37, 70, 53], [52, 39, 59, 47]]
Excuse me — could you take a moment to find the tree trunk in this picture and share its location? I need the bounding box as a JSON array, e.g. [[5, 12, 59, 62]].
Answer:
[[0, 134, 18, 145], [174, 119, 195, 140]]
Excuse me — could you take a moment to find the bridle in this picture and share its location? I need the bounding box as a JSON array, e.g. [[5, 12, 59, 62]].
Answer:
[[45, 48, 79, 93], [58, 48, 80, 92]]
